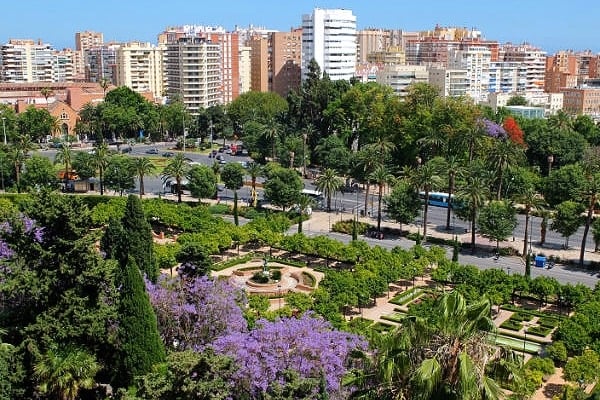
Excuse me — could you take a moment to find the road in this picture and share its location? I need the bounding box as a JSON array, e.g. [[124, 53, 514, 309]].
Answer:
[[38, 143, 597, 264]]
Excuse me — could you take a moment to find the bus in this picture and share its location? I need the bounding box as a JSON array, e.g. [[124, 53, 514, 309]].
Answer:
[[301, 189, 324, 200], [419, 191, 457, 208]]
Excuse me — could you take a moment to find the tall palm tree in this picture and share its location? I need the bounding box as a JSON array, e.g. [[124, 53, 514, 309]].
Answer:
[[10, 134, 34, 193], [441, 155, 465, 231], [296, 194, 315, 233], [349, 291, 510, 400], [40, 87, 53, 109], [315, 168, 344, 213], [34, 346, 100, 400], [92, 142, 110, 195], [514, 186, 546, 258], [370, 165, 394, 233], [579, 163, 600, 267], [356, 145, 381, 216], [162, 153, 190, 203], [54, 144, 74, 186], [99, 78, 110, 98], [263, 119, 280, 161], [245, 162, 262, 207], [409, 160, 442, 241], [457, 174, 490, 254], [132, 157, 156, 198], [487, 139, 523, 200]]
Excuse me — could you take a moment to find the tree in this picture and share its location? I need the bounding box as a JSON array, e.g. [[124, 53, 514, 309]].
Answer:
[[212, 313, 366, 399], [9, 133, 34, 192], [175, 242, 213, 278], [40, 87, 54, 109], [146, 275, 247, 350], [33, 346, 100, 400], [506, 95, 527, 106], [477, 200, 518, 253], [350, 291, 510, 400], [564, 350, 600, 386], [119, 194, 158, 282], [296, 194, 315, 234], [315, 168, 344, 213], [263, 165, 303, 211], [410, 160, 443, 241], [456, 172, 491, 253], [370, 165, 394, 233], [115, 255, 165, 388], [221, 162, 245, 226], [162, 153, 190, 203], [54, 144, 74, 187], [92, 141, 110, 195], [384, 180, 421, 230], [21, 155, 59, 191], [514, 185, 546, 257], [187, 164, 217, 200], [551, 200, 585, 249], [104, 155, 135, 196], [579, 151, 600, 267], [132, 157, 156, 198], [544, 164, 587, 207]]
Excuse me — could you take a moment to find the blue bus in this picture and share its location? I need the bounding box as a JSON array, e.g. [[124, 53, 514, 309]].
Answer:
[[419, 191, 457, 208]]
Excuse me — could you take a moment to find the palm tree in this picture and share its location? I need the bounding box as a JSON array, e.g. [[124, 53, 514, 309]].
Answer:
[[457, 174, 490, 254], [162, 153, 190, 203], [10, 134, 34, 193], [54, 144, 74, 187], [34, 346, 100, 400], [92, 142, 110, 195], [296, 194, 315, 233], [349, 291, 511, 400], [40, 87, 53, 109], [314, 168, 343, 212], [99, 78, 110, 98], [132, 157, 156, 198], [487, 139, 523, 200], [356, 145, 381, 216], [370, 165, 394, 233], [442, 155, 465, 231], [263, 119, 280, 161], [514, 186, 546, 258], [410, 160, 442, 241], [579, 168, 600, 267], [245, 162, 262, 207]]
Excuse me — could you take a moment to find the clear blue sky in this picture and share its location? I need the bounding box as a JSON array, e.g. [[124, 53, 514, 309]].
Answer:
[[4, 0, 599, 53]]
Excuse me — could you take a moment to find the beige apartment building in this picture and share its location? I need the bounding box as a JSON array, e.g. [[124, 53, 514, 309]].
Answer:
[[562, 87, 600, 117], [115, 42, 165, 101]]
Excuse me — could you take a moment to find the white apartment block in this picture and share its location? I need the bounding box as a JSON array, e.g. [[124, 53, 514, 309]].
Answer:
[[302, 8, 357, 81], [51, 49, 77, 82], [500, 44, 546, 93], [488, 62, 527, 93], [238, 45, 251, 95], [164, 37, 221, 114], [1, 39, 55, 82], [115, 42, 165, 100], [448, 46, 491, 103], [428, 68, 469, 97], [376, 64, 428, 96]]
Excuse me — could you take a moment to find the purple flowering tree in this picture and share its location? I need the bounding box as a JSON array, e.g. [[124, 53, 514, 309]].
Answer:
[[481, 118, 507, 139], [146, 275, 247, 350], [0, 214, 44, 260], [211, 312, 368, 398]]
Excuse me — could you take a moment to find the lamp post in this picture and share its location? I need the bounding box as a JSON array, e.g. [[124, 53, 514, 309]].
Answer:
[[302, 132, 307, 178], [547, 154, 554, 175], [277, 283, 282, 309]]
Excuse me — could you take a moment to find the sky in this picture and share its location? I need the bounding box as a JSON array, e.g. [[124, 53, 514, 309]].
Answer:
[[2, 0, 599, 53]]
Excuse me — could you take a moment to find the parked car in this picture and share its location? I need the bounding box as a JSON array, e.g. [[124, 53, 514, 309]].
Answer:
[[121, 146, 132, 153], [145, 147, 159, 154], [162, 151, 175, 157], [208, 149, 218, 158]]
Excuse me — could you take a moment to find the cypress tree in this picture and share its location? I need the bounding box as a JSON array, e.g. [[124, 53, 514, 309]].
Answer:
[[100, 216, 126, 261], [121, 195, 158, 282], [115, 255, 165, 387]]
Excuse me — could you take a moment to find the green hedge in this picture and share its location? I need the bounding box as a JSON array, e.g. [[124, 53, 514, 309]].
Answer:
[[381, 313, 405, 323], [510, 312, 534, 322], [538, 316, 560, 328], [496, 328, 549, 344], [500, 320, 523, 331], [500, 304, 564, 319], [389, 287, 424, 306], [526, 326, 552, 337], [370, 322, 394, 333], [212, 253, 255, 271], [301, 271, 316, 287]]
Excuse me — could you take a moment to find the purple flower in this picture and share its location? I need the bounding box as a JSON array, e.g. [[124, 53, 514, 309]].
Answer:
[[480, 118, 507, 139], [212, 312, 367, 397]]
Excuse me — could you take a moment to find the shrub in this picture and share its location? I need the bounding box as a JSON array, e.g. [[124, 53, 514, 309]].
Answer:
[[545, 341, 568, 364], [270, 270, 282, 281], [251, 272, 269, 284], [538, 316, 560, 328], [526, 326, 552, 337], [525, 356, 555, 376], [500, 319, 522, 331], [332, 219, 369, 235], [208, 204, 231, 214], [371, 322, 394, 333], [301, 272, 316, 287]]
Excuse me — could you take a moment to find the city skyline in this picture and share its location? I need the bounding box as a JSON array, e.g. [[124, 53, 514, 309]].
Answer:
[[4, 0, 599, 53]]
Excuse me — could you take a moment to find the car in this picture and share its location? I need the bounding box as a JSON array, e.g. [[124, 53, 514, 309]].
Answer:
[[224, 148, 232, 155], [218, 147, 225, 153], [208, 149, 218, 158], [145, 148, 159, 154], [219, 159, 227, 165], [121, 146, 132, 153], [216, 154, 224, 161], [162, 151, 175, 157]]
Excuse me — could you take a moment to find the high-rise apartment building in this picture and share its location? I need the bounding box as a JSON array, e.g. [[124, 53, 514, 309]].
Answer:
[[159, 26, 239, 104], [238, 45, 252, 94], [164, 36, 221, 113], [84, 43, 120, 83], [500, 43, 546, 93], [115, 42, 165, 100], [376, 64, 428, 96], [488, 62, 527, 93], [428, 68, 469, 97], [75, 31, 103, 79], [249, 34, 269, 92], [301, 8, 357, 81], [448, 45, 491, 102], [0, 39, 55, 82], [545, 51, 578, 93]]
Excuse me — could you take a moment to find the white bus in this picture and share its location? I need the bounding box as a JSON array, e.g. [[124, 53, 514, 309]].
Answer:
[[301, 189, 323, 200]]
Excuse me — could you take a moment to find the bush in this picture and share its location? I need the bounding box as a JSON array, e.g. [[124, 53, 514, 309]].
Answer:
[[271, 270, 282, 281], [241, 208, 268, 220], [525, 356, 555, 376], [500, 320, 522, 331], [301, 272, 316, 287], [212, 253, 254, 271], [208, 204, 231, 214], [545, 341, 568, 364], [526, 325, 552, 337], [251, 271, 269, 284], [538, 316, 560, 328], [331, 219, 369, 235]]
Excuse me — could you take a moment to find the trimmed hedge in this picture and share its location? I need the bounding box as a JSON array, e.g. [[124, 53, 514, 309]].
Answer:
[[537, 316, 560, 328], [497, 328, 549, 344], [389, 287, 424, 306], [500, 304, 564, 319], [371, 322, 394, 333], [381, 313, 405, 323], [212, 253, 255, 271], [500, 320, 523, 331], [526, 326, 552, 337]]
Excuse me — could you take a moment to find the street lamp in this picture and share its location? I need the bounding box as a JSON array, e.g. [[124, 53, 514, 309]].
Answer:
[[547, 154, 554, 175], [302, 132, 308, 178], [277, 283, 282, 309], [2, 117, 6, 145]]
